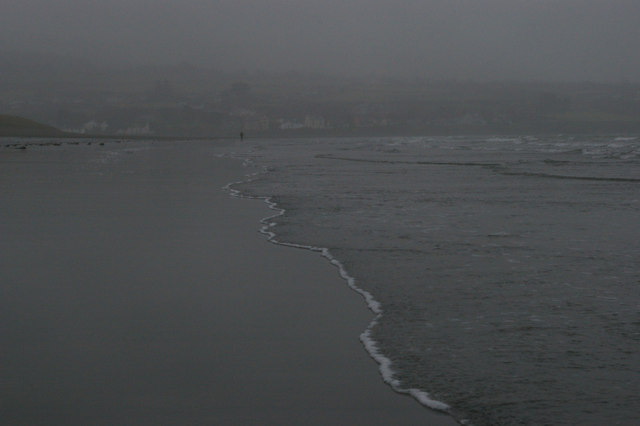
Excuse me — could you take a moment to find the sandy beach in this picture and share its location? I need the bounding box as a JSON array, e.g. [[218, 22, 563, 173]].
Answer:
[[0, 141, 455, 425]]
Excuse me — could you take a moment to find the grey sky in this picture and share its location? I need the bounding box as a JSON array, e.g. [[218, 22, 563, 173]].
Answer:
[[2, 0, 639, 81]]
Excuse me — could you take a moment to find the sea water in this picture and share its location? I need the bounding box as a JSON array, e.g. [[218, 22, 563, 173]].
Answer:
[[224, 135, 639, 425]]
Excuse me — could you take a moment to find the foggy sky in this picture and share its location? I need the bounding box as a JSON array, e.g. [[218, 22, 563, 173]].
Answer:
[[2, 0, 639, 82]]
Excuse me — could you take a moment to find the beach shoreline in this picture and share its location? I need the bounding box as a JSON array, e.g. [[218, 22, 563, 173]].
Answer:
[[224, 157, 456, 416], [1, 140, 457, 425]]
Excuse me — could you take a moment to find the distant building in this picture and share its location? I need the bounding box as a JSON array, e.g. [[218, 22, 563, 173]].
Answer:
[[279, 119, 304, 130], [304, 115, 326, 129], [73, 120, 108, 134]]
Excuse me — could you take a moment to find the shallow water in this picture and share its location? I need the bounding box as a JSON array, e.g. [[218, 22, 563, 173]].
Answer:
[[226, 135, 640, 425]]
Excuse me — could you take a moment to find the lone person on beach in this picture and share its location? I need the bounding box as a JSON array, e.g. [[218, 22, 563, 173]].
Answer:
[[240, 131, 244, 141]]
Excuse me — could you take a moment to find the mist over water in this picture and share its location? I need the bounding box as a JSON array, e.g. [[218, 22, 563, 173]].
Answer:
[[228, 135, 640, 425]]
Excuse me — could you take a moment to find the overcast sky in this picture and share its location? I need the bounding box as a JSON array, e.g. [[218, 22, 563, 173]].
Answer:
[[2, 0, 639, 81]]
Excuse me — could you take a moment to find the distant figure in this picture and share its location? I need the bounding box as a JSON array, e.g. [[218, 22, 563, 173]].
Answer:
[[240, 131, 244, 141]]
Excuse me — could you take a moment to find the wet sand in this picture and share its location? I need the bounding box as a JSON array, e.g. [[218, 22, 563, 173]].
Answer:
[[0, 141, 456, 425]]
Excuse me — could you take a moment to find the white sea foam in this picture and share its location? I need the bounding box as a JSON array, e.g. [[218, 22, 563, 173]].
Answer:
[[486, 137, 522, 143], [222, 153, 453, 418]]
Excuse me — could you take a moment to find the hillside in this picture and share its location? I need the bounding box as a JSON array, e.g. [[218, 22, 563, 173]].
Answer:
[[0, 114, 71, 137]]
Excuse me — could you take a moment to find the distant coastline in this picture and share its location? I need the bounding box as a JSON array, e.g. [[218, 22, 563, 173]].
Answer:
[[0, 115, 228, 143], [3, 52, 640, 141], [3, 113, 639, 143]]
